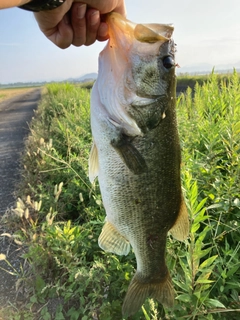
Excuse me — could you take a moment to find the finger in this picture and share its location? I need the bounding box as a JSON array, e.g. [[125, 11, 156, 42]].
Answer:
[[115, 0, 127, 17], [47, 13, 74, 49], [85, 8, 100, 46], [97, 22, 109, 42], [71, 3, 87, 47], [34, 0, 74, 49], [73, 0, 127, 17]]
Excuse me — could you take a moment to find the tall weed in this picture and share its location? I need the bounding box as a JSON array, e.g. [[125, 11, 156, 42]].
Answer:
[[8, 73, 240, 319], [175, 70, 240, 319]]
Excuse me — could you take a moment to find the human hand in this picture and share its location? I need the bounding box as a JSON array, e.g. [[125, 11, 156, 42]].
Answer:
[[34, 0, 126, 49]]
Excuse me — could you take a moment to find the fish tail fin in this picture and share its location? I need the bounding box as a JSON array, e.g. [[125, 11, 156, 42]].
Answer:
[[122, 271, 174, 317]]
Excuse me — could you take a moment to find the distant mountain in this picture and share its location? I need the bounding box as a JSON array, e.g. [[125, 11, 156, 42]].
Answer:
[[66, 73, 98, 83], [216, 61, 240, 71], [1, 73, 98, 87], [177, 63, 213, 74], [177, 62, 240, 75]]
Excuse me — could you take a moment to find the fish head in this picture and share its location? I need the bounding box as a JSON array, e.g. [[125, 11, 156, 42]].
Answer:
[[97, 13, 176, 135]]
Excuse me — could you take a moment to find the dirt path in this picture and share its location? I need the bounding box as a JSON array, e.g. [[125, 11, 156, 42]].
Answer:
[[0, 89, 41, 214], [0, 89, 42, 310]]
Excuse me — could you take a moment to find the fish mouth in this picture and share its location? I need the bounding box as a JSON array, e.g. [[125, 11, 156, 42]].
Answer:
[[106, 12, 174, 46], [131, 95, 164, 107]]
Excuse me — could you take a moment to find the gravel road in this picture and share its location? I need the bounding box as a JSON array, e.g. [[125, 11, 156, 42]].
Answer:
[[0, 89, 41, 309]]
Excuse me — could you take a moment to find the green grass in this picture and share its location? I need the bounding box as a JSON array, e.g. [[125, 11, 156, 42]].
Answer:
[[176, 71, 239, 92], [1, 72, 240, 320]]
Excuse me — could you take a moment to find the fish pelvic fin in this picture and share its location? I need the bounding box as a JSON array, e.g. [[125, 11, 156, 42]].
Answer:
[[170, 196, 189, 241], [89, 142, 99, 183], [98, 221, 130, 256], [122, 271, 174, 317]]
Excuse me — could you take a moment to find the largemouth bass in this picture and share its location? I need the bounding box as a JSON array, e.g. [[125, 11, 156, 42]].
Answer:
[[89, 12, 189, 317]]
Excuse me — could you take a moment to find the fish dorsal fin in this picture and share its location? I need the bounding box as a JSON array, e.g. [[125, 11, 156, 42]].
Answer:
[[170, 196, 189, 241], [98, 221, 130, 256], [134, 23, 174, 43], [89, 142, 99, 183]]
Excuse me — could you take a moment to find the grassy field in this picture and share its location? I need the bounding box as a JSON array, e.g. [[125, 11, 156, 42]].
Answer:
[[0, 87, 40, 102], [0, 72, 239, 319]]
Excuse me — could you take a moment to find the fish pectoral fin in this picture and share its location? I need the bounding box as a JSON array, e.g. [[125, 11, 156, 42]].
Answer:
[[122, 271, 174, 317], [111, 134, 147, 175], [98, 221, 130, 256], [89, 142, 99, 183], [170, 196, 189, 241]]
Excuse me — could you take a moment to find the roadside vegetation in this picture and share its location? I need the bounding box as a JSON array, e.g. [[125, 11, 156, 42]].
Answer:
[[176, 72, 234, 91], [0, 71, 239, 319], [0, 87, 40, 102]]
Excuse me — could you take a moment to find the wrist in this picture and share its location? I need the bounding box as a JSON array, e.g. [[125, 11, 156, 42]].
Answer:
[[18, 0, 66, 12]]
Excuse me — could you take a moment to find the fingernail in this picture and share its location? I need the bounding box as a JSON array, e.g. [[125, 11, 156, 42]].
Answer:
[[77, 4, 86, 19], [90, 10, 100, 26]]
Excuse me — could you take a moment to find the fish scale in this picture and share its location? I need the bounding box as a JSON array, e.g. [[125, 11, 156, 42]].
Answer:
[[89, 12, 189, 317]]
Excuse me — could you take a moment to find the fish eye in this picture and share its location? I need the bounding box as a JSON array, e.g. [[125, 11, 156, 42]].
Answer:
[[162, 56, 175, 69]]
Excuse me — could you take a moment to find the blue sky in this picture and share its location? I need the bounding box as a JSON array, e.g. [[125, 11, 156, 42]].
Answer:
[[0, 0, 240, 83]]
